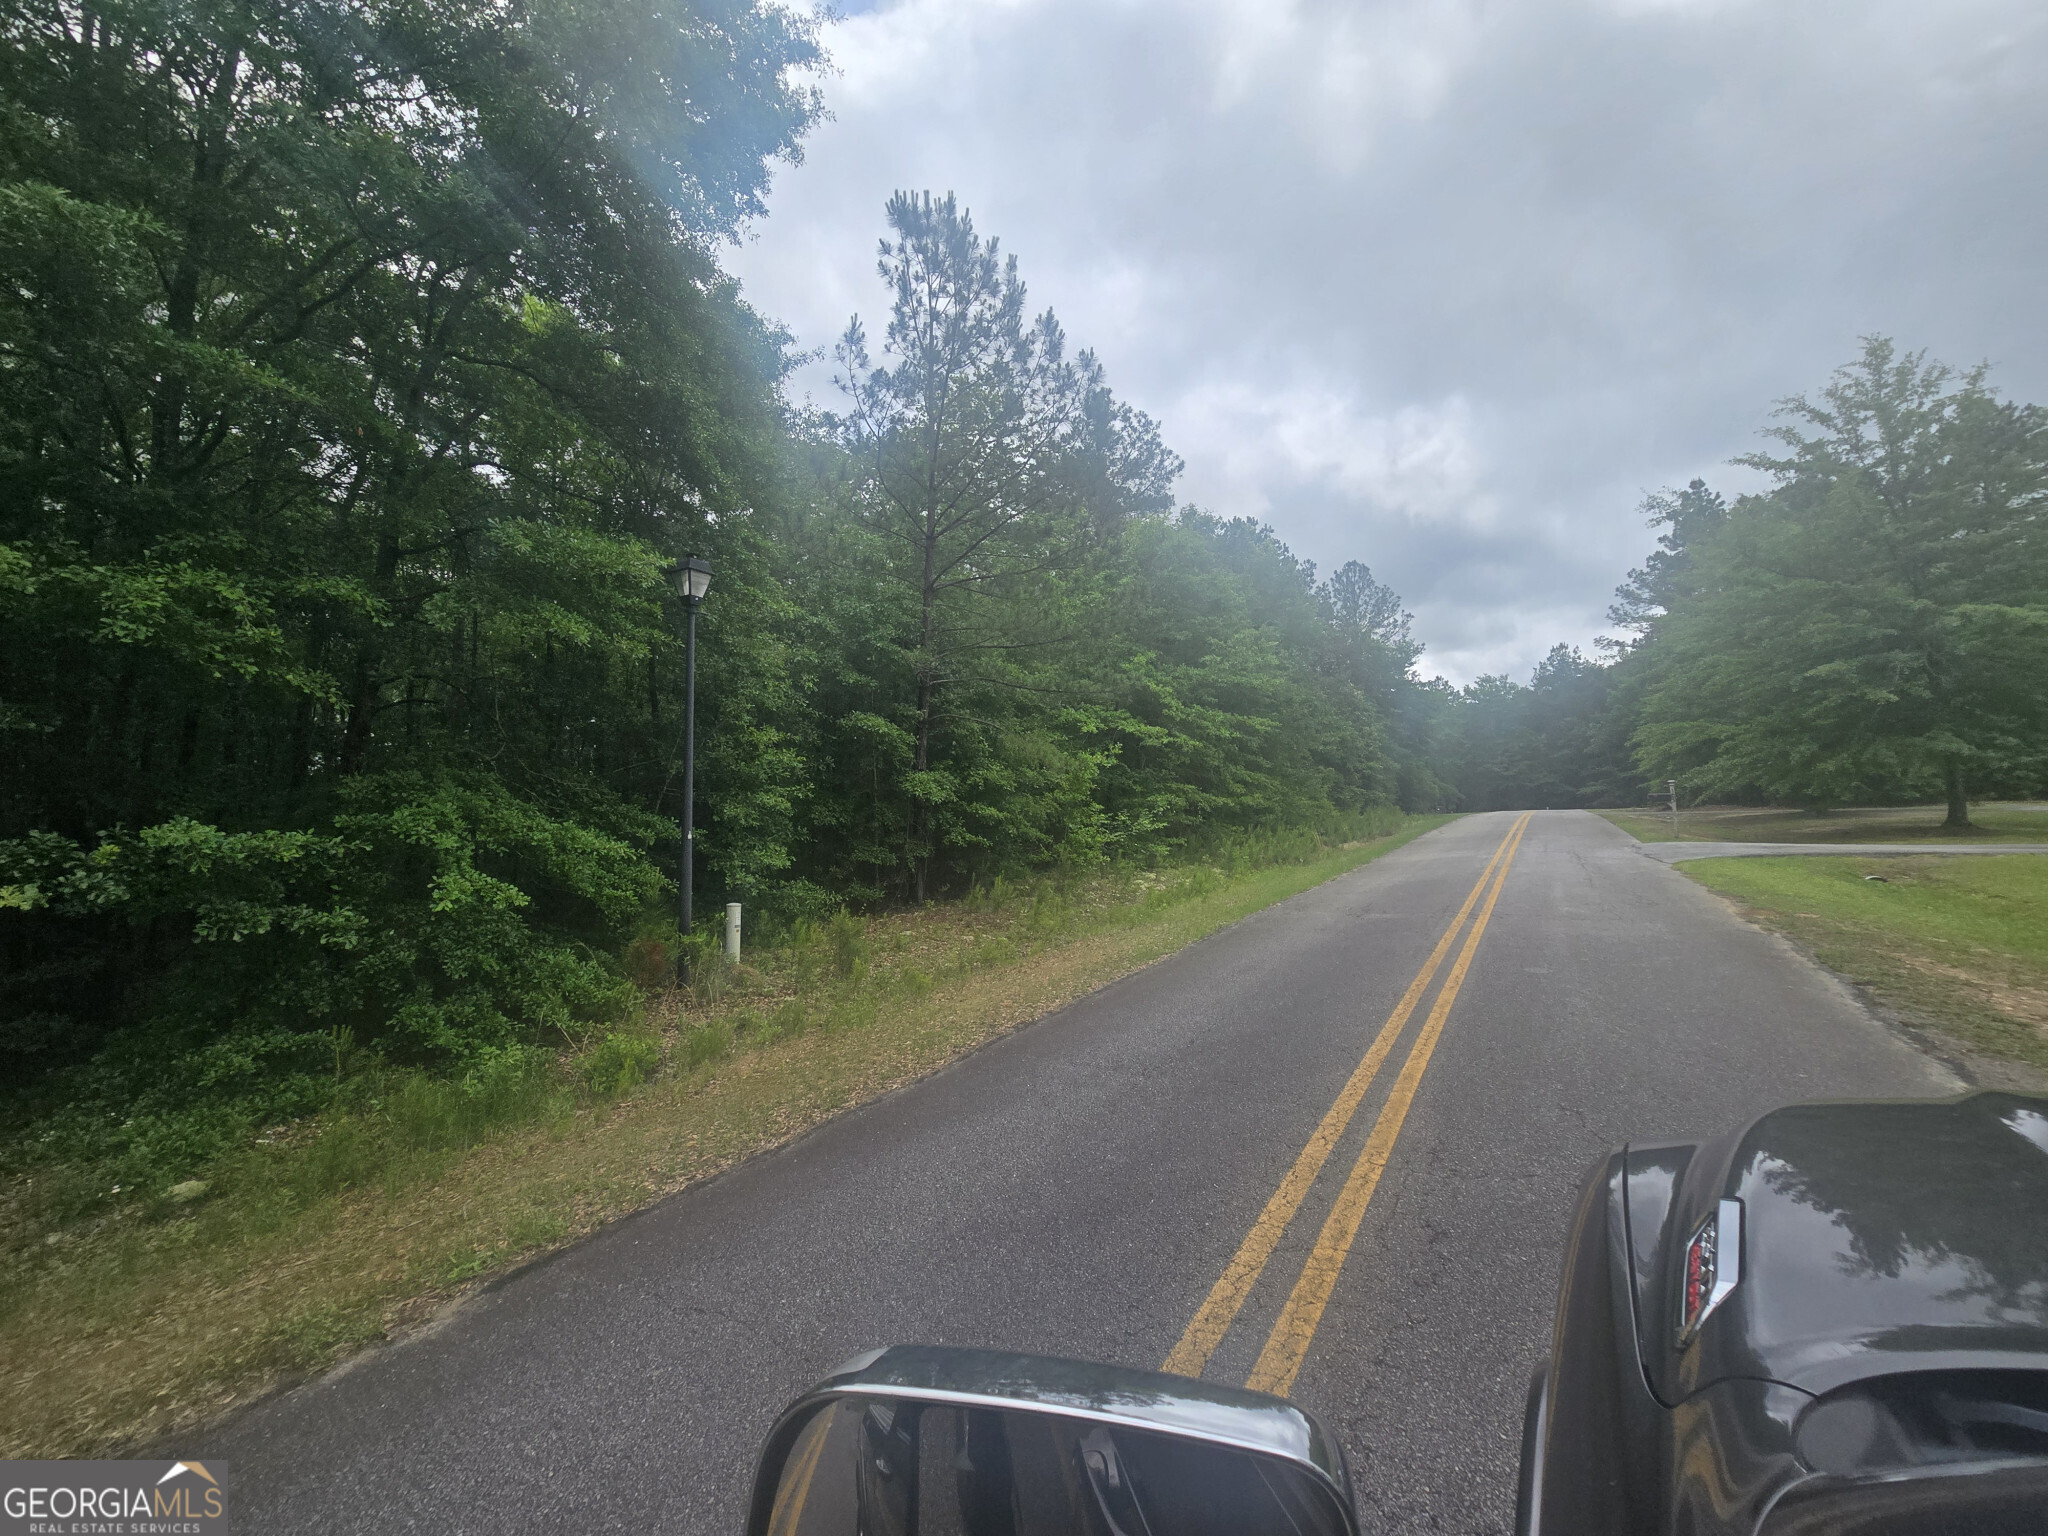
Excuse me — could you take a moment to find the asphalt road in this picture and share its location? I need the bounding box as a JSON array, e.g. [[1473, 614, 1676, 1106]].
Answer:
[[204, 811, 1957, 1534]]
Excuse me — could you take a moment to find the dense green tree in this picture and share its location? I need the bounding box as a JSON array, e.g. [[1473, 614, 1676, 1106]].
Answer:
[[828, 192, 1177, 898], [1075, 514, 1398, 850], [1434, 343, 2046, 818], [1317, 560, 1457, 810], [1323, 559, 1418, 664], [0, 0, 824, 1111], [1441, 645, 1629, 811], [1608, 479, 1728, 637], [1634, 340, 2048, 822], [784, 200, 1405, 897], [0, 0, 1442, 1182]]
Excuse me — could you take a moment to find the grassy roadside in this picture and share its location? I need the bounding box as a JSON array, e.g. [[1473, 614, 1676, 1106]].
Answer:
[[0, 814, 1453, 1457], [1598, 802, 2048, 844], [1679, 855, 2048, 1079]]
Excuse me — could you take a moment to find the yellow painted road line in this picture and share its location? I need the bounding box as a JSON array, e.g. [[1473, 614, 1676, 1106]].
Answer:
[[1161, 814, 1530, 1378], [766, 1404, 835, 1536], [1244, 812, 1532, 1395]]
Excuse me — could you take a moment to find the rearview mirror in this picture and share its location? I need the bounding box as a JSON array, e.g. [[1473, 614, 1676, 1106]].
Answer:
[[745, 1346, 1359, 1536]]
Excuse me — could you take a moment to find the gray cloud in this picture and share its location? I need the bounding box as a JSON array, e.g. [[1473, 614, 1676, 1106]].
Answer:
[[729, 0, 2048, 681]]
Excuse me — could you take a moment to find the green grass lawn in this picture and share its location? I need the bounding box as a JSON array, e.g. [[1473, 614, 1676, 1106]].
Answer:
[[1682, 854, 2048, 1075], [1599, 802, 2048, 844]]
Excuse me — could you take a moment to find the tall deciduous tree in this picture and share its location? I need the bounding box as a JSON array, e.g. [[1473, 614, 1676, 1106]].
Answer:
[[1635, 339, 2048, 822], [0, 0, 824, 1102], [1608, 479, 1728, 637]]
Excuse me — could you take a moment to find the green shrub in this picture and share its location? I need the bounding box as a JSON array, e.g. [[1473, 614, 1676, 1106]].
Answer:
[[827, 911, 869, 978], [681, 934, 736, 1006], [290, 1117, 381, 1199], [579, 1034, 661, 1096], [790, 942, 823, 994], [960, 876, 1014, 914], [381, 1047, 559, 1152], [966, 936, 1018, 970], [1020, 880, 1075, 937]]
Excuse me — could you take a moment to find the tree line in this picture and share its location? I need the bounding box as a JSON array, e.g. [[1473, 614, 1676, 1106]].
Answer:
[[1431, 339, 2048, 824], [0, 0, 1426, 1155]]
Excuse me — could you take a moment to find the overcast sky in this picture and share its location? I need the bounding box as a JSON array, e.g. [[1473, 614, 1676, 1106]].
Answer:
[[724, 0, 2048, 684]]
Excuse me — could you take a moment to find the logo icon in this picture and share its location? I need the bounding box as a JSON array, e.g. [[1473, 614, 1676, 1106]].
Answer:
[[3, 1459, 231, 1533]]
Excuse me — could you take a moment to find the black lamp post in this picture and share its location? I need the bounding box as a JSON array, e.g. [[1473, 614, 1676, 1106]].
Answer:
[[674, 556, 711, 943]]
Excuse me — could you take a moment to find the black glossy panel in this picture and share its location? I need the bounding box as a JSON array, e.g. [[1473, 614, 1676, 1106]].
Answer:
[[1761, 1462, 2048, 1536], [1529, 1155, 1656, 1536], [1660, 1092, 2048, 1398], [1621, 1139, 1696, 1390], [1794, 1370, 2048, 1474], [1665, 1377, 1810, 1535]]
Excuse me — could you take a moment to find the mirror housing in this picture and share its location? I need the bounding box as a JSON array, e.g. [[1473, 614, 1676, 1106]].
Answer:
[[746, 1345, 1359, 1536]]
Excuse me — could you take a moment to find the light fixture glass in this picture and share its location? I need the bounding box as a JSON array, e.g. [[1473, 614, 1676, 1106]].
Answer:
[[675, 555, 711, 603]]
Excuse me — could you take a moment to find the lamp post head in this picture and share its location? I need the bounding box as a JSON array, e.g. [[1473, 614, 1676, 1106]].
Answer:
[[674, 555, 711, 606]]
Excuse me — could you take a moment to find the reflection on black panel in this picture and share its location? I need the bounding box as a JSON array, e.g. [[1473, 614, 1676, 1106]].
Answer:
[[766, 1397, 1349, 1536]]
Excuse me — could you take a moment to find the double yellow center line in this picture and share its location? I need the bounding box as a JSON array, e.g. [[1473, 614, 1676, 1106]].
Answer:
[[1163, 813, 1533, 1395]]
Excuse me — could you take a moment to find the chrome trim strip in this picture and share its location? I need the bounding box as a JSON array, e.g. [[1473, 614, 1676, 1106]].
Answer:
[[1704, 1197, 1742, 1323], [789, 1380, 1329, 1471], [1677, 1197, 1744, 1347]]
